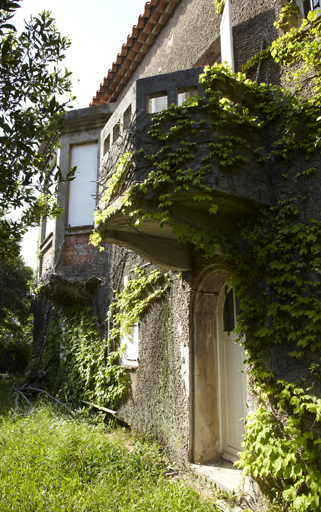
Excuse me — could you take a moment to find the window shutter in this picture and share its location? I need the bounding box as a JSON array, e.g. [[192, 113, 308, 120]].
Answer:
[[121, 323, 139, 366], [68, 144, 98, 227], [220, 0, 234, 72]]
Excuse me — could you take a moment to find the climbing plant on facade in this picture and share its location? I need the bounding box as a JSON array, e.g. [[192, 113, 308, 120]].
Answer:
[[91, 3, 321, 509], [213, 0, 225, 15], [39, 303, 129, 411], [38, 267, 170, 415], [108, 265, 170, 344]]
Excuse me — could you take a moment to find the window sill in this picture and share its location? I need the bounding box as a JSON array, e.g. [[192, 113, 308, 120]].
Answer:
[[65, 225, 94, 235], [121, 363, 138, 371]]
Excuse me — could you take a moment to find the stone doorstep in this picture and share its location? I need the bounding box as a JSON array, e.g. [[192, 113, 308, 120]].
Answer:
[[189, 460, 255, 511], [190, 459, 242, 493]]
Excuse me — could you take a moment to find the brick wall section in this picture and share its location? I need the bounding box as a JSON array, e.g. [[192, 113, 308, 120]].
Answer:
[[64, 234, 94, 266]]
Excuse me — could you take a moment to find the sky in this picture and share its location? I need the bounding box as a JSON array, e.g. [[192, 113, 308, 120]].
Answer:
[[13, 0, 145, 268]]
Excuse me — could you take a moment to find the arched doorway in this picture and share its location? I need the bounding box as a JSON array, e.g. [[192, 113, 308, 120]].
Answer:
[[217, 284, 247, 463], [191, 270, 247, 463]]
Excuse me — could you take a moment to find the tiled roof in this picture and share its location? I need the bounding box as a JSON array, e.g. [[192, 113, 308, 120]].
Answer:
[[90, 0, 181, 106]]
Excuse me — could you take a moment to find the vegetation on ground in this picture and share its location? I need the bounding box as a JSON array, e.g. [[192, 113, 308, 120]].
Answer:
[[0, 381, 236, 512]]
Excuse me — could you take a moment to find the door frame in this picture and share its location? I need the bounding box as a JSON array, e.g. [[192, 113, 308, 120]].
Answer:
[[190, 269, 247, 463]]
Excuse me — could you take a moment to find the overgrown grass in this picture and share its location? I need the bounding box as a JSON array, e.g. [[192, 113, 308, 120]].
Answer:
[[0, 382, 225, 512]]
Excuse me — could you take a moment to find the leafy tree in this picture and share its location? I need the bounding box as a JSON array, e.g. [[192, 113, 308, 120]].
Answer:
[[0, 257, 34, 372], [0, 0, 73, 261]]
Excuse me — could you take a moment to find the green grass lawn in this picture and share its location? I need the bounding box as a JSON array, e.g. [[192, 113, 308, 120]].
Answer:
[[0, 377, 230, 512]]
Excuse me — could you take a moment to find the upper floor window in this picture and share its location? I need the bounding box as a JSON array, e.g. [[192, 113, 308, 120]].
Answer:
[[148, 93, 168, 114], [68, 143, 98, 227], [177, 87, 198, 106], [311, 0, 321, 10]]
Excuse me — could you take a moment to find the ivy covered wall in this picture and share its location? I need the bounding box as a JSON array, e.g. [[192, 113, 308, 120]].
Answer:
[[36, 2, 321, 510], [89, 5, 321, 510]]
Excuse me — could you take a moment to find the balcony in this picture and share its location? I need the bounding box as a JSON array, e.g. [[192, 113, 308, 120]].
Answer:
[[96, 68, 275, 270]]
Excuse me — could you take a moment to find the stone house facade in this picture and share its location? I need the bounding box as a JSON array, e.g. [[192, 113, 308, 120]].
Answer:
[[38, 0, 321, 494]]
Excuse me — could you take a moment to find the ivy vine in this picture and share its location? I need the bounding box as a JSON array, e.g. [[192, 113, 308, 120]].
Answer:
[[108, 265, 170, 344], [39, 268, 170, 414], [89, 3, 321, 509], [42, 304, 129, 410], [213, 0, 225, 15]]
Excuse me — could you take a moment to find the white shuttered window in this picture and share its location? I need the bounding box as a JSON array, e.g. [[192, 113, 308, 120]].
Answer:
[[121, 323, 139, 367], [68, 143, 98, 226]]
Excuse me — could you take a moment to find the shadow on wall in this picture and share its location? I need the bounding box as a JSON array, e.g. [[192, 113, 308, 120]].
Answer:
[[233, 9, 281, 84]]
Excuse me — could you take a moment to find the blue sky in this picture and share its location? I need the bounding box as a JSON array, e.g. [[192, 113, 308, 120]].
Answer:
[[14, 0, 145, 268]]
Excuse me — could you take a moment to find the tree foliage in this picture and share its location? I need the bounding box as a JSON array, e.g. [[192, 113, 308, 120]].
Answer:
[[0, 256, 33, 372], [0, 0, 73, 261]]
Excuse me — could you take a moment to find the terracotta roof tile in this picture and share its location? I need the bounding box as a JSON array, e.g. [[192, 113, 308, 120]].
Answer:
[[145, 20, 156, 32], [138, 31, 149, 43], [136, 16, 145, 29], [135, 52, 144, 63], [121, 45, 128, 57], [128, 49, 136, 60], [90, 0, 181, 106], [133, 40, 142, 52], [132, 27, 139, 38]]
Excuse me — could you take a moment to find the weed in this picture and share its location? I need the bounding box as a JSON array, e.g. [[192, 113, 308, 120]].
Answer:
[[0, 392, 224, 511]]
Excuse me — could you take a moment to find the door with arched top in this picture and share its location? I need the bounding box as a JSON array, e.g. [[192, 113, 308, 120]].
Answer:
[[217, 284, 247, 463]]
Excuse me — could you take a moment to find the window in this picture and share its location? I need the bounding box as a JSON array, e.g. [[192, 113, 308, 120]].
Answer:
[[223, 286, 240, 333], [43, 216, 54, 240], [42, 164, 57, 241], [148, 93, 168, 113], [68, 143, 98, 227], [177, 87, 198, 106], [121, 323, 139, 367]]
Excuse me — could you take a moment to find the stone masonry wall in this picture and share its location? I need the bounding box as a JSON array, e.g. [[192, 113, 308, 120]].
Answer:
[[108, 242, 192, 463], [97, 0, 285, 463], [115, 0, 283, 106]]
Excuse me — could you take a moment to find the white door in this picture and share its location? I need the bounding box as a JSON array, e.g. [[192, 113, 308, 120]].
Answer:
[[217, 285, 247, 463]]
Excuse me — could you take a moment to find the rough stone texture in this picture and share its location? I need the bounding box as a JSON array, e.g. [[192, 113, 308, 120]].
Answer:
[[117, 272, 192, 464], [113, 0, 283, 106]]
